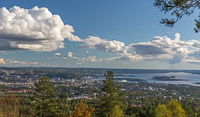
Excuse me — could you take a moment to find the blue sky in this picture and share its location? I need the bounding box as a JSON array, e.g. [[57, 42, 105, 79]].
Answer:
[[0, 0, 200, 69]]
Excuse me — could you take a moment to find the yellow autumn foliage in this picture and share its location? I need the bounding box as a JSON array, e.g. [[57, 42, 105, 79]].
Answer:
[[70, 101, 94, 117], [156, 99, 187, 117]]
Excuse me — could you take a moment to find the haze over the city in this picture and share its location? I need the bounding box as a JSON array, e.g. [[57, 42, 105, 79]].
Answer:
[[0, 0, 200, 69]]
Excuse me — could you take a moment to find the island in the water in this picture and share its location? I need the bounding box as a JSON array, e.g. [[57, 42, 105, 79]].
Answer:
[[152, 76, 188, 81], [194, 82, 200, 85]]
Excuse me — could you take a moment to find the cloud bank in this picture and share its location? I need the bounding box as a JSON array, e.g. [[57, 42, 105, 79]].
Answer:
[[78, 33, 200, 64], [0, 6, 81, 51], [0, 58, 51, 66]]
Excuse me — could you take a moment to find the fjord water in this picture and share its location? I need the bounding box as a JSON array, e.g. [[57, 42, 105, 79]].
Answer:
[[95, 70, 200, 86], [134, 72, 200, 86]]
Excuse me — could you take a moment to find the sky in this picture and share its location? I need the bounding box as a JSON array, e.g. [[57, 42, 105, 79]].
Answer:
[[0, 0, 200, 69]]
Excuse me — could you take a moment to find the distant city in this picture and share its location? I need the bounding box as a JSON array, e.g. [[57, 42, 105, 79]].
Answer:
[[1, 67, 200, 101]]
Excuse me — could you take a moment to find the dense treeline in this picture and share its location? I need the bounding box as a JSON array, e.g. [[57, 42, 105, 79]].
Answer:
[[0, 71, 199, 117]]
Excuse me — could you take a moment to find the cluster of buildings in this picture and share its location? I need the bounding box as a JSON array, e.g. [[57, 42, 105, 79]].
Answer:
[[0, 69, 99, 98], [0, 68, 199, 102]]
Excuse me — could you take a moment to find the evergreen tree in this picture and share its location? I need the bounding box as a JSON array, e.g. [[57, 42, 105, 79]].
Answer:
[[183, 105, 194, 117], [19, 96, 35, 117], [57, 95, 71, 117], [32, 77, 59, 117], [96, 71, 125, 117], [138, 106, 156, 117], [154, 0, 200, 32]]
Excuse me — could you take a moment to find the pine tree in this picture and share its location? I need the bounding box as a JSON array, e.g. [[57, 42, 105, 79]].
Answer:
[[32, 77, 59, 117], [19, 96, 35, 117], [96, 71, 125, 117], [154, 0, 200, 32], [57, 95, 71, 117]]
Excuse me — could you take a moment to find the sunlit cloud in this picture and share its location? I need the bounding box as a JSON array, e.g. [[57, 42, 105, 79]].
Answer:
[[67, 52, 73, 58], [0, 58, 5, 64], [0, 6, 81, 51], [54, 53, 61, 56], [5, 59, 51, 66]]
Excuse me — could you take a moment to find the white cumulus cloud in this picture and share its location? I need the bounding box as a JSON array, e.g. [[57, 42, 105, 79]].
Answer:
[[0, 6, 81, 51], [54, 53, 61, 56], [125, 33, 200, 63], [67, 52, 73, 58], [0, 58, 5, 64], [79, 36, 126, 54]]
